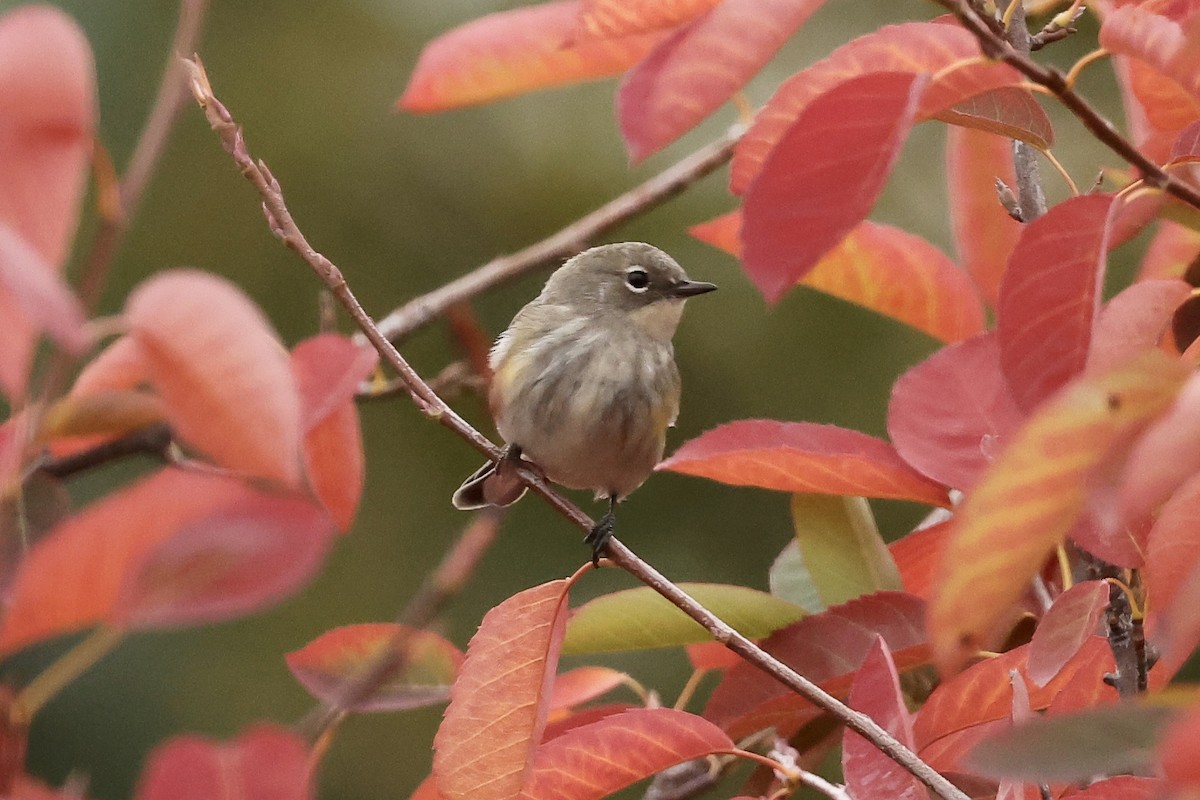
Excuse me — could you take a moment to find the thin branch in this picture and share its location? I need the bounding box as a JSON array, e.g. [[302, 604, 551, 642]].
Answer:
[[77, 0, 210, 313], [373, 126, 742, 345], [185, 58, 970, 800], [1002, 1, 1048, 221], [298, 509, 505, 738], [34, 423, 173, 479], [935, 0, 1200, 212]]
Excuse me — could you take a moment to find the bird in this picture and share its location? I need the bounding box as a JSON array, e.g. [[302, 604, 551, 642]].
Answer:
[[452, 242, 716, 564]]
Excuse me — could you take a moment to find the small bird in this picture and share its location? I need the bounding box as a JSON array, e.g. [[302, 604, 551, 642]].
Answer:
[[452, 242, 716, 564]]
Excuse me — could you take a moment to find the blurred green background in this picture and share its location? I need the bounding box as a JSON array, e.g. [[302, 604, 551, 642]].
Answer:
[[0, 1, 1134, 797]]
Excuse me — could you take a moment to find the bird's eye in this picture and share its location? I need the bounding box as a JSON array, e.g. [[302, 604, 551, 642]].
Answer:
[[625, 268, 650, 292]]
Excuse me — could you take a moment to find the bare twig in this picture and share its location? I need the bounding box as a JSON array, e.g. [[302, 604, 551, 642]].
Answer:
[[1000, 1, 1049, 221], [298, 509, 505, 738], [35, 423, 173, 479], [936, 0, 1200, 212], [77, 0, 210, 313], [373, 126, 742, 345], [185, 58, 970, 800]]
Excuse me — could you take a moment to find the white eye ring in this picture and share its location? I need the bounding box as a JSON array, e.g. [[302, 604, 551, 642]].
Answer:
[[625, 267, 650, 292]]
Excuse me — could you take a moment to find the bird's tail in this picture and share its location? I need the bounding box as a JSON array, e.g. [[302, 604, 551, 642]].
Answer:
[[451, 457, 527, 509]]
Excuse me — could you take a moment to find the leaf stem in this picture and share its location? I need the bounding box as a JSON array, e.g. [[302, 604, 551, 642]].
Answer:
[[14, 625, 125, 721]]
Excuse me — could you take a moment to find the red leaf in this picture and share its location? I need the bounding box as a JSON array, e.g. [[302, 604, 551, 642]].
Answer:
[[659, 420, 950, 506], [434, 580, 571, 800], [617, 0, 827, 161], [842, 637, 925, 800], [1137, 220, 1200, 282], [730, 22, 1021, 195], [1122, 371, 1200, 522], [685, 641, 741, 671], [114, 490, 334, 630], [1026, 581, 1109, 688], [399, 1, 665, 112], [929, 353, 1188, 675], [887, 333, 1024, 490], [70, 336, 150, 397], [1160, 706, 1200, 793], [692, 213, 984, 342], [0, 6, 94, 401], [133, 723, 311, 800], [934, 86, 1054, 149], [889, 520, 951, 600], [576, 0, 718, 38], [286, 623, 462, 713], [549, 667, 628, 713], [946, 126, 1022, 308], [0, 468, 249, 655], [741, 71, 927, 302], [125, 270, 302, 487], [998, 194, 1117, 412], [521, 708, 733, 799], [291, 335, 377, 531], [704, 592, 928, 739], [915, 638, 1113, 770], [1087, 279, 1192, 374], [1170, 119, 1200, 163]]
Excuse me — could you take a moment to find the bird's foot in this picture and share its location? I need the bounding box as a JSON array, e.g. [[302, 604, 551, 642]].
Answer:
[[584, 511, 615, 568]]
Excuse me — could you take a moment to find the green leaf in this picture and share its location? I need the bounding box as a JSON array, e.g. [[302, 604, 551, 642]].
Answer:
[[965, 704, 1176, 782], [562, 583, 806, 654], [768, 540, 825, 612], [791, 494, 902, 607]]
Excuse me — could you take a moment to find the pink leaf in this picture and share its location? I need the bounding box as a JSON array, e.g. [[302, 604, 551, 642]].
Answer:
[[134, 723, 311, 800], [617, 0, 827, 161], [997, 194, 1117, 411], [1122, 371, 1200, 522], [741, 71, 927, 302], [0, 224, 88, 353], [1087, 279, 1192, 374], [125, 270, 302, 487], [843, 637, 925, 800], [887, 333, 1024, 490], [1026, 580, 1109, 688]]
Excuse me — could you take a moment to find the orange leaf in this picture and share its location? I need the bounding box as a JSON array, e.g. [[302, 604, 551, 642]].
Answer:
[[0, 6, 94, 401], [286, 623, 463, 713], [692, 213, 984, 342], [520, 708, 732, 799], [659, 420, 950, 506], [887, 333, 1024, 491], [549, 667, 628, 714], [399, 1, 666, 112], [842, 637, 924, 800], [70, 336, 150, 396], [576, 0, 718, 38], [997, 194, 1117, 412], [929, 353, 1189, 675], [730, 22, 1021, 195], [1100, 5, 1200, 104], [434, 580, 571, 800], [946, 126, 1022, 308], [0, 469, 247, 655], [741, 71, 927, 302], [292, 335, 377, 531], [125, 270, 301, 487], [889, 520, 950, 601], [617, 0, 827, 161], [133, 723, 310, 800]]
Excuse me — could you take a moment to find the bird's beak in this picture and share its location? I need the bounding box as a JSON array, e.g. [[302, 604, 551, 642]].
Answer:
[[671, 280, 718, 297]]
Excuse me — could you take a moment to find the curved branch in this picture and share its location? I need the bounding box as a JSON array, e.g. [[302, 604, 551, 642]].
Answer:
[[185, 58, 969, 800]]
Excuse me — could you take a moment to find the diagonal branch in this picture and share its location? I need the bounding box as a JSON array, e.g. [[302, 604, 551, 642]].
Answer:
[[935, 0, 1200, 211], [374, 127, 742, 344], [184, 57, 969, 800]]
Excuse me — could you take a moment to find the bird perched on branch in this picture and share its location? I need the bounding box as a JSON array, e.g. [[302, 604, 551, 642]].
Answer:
[[452, 242, 716, 565]]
